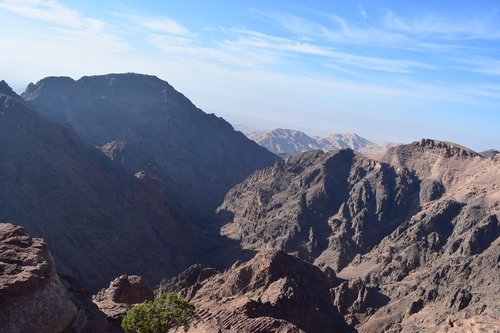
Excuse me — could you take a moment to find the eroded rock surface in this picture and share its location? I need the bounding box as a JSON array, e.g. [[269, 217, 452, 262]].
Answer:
[[174, 250, 351, 333], [0, 223, 77, 333], [93, 275, 153, 321], [218, 140, 500, 332]]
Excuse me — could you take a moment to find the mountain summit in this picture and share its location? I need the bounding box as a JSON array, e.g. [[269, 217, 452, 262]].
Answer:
[[246, 128, 378, 155], [22, 73, 279, 225]]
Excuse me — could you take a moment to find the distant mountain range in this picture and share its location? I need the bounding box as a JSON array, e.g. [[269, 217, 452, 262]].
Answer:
[[237, 127, 394, 155]]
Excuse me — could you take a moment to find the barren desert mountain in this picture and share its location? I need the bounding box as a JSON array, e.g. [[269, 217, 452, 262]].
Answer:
[[246, 128, 378, 155], [22, 73, 279, 225], [0, 86, 200, 289], [217, 140, 500, 331], [480, 149, 500, 158], [164, 250, 352, 333]]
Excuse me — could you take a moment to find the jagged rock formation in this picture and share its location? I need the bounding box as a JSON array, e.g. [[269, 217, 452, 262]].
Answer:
[[246, 128, 377, 155], [218, 139, 500, 332], [172, 250, 352, 333], [0, 83, 200, 289], [93, 275, 153, 330], [0, 223, 107, 333], [219, 149, 420, 271], [22, 74, 278, 225]]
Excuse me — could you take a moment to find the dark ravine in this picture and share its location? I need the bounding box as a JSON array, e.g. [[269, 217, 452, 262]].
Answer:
[[22, 73, 279, 226], [0, 85, 200, 290]]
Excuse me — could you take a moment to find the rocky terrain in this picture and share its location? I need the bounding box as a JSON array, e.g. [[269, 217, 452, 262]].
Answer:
[[0, 223, 107, 333], [0, 83, 200, 289], [0, 72, 498, 332], [218, 139, 500, 331], [245, 128, 379, 155], [163, 250, 352, 333], [94, 275, 154, 331], [22, 74, 278, 225]]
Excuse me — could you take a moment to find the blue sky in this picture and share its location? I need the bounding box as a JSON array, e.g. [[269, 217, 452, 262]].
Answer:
[[0, 0, 499, 150]]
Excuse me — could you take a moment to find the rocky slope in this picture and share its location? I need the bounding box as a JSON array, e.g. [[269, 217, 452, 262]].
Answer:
[[166, 250, 352, 333], [0, 84, 199, 289], [94, 275, 154, 330], [22, 74, 278, 225], [246, 128, 378, 155], [217, 140, 500, 331], [0, 223, 107, 333]]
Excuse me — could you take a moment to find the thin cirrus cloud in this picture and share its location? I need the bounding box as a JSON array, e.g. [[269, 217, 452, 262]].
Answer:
[[382, 10, 500, 40], [118, 14, 194, 37], [0, 0, 104, 32]]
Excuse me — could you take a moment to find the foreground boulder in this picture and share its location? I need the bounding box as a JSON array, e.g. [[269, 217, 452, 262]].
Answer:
[[93, 275, 154, 329], [0, 223, 77, 332], [172, 250, 351, 333]]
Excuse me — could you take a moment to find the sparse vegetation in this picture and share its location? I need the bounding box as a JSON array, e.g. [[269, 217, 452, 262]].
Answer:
[[122, 293, 196, 333]]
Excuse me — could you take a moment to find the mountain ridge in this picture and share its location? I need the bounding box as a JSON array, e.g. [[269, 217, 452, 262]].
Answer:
[[217, 138, 500, 331], [0, 83, 201, 289], [22, 73, 279, 226], [243, 127, 387, 156]]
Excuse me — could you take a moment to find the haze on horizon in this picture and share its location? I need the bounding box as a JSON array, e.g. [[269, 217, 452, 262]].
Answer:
[[1, 0, 499, 151]]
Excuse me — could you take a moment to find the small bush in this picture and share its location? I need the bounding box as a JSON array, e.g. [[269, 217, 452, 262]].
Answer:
[[122, 293, 196, 333]]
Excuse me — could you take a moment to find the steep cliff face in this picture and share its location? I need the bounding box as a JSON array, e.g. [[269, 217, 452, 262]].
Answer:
[[218, 141, 500, 331], [218, 149, 420, 271], [22, 73, 278, 225], [0, 88, 200, 289], [171, 250, 352, 333], [342, 140, 500, 332]]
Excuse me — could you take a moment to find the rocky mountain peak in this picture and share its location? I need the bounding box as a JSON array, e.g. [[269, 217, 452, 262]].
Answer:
[[0, 80, 21, 100], [415, 138, 480, 158], [22, 73, 279, 225], [247, 127, 378, 156]]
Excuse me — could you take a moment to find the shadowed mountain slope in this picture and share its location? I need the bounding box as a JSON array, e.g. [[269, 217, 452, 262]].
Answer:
[[22, 73, 279, 225], [0, 86, 200, 289]]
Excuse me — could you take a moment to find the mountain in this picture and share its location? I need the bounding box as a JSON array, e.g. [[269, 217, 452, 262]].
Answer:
[[0, 85, 200, 289], [480, 149, 499, 158], [22, 73, 278, 225], [246, 128, 379, 155], [159, 250, 353, 333], [217, 139, 500, 331]]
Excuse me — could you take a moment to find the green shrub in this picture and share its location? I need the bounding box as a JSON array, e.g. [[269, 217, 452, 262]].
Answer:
[[122, 293, 196, 333]]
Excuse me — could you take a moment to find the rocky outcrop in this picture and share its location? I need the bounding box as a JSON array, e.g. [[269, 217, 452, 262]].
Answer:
[[174, 250, 351, 333], [0, 223, 77, 333], [93, 275, 153, 329], [22, 73, 279, 226], [218, 149, 420, 271], [0, 84, 200, 289], [218, 140, 500, 332]]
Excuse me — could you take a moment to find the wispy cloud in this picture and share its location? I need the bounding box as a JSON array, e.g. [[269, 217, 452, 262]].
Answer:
[[358, 4, 367, 19], [118, 14, 193, 37], [383, 10, 500, 40], [0, 0, 104, 32]]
